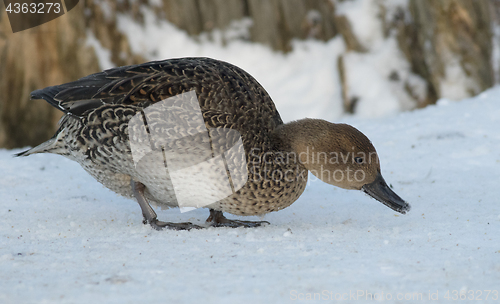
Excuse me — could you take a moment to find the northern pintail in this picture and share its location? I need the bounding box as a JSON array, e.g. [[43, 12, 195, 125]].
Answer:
[[19, 57, 410, 230]]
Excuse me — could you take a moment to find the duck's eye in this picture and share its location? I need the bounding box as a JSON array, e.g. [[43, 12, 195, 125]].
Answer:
[[354, 157, 363, 164]]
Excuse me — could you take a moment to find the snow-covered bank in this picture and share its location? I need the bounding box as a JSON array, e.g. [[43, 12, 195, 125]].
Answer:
[[1, 87, 499, 303], [113, 6, 430, 123], [116, 8, 346, 123]]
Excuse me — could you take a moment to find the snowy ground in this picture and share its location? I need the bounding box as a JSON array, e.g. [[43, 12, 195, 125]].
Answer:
[[1, 80, 500, 302]]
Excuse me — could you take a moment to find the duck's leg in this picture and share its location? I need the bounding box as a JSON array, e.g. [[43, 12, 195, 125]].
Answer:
[[131, 180, 202, 231], [206, 209, 270, 228]]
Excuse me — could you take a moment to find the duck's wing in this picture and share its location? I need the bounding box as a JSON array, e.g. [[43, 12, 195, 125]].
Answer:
[[31, 58, 213, 116], [32, 57, 278, 117]]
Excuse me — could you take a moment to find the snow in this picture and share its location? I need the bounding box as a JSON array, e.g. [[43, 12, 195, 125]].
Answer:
[[2, 80, 500, 302], [336, 0, 427, 116], [439, 47, 479, 101], [116, 8, 346, 122], [85, 30, 115, 71], [493, 22, 500, 84], [111, 3, 434, 121], [89, 0, 490, 119], [336, 0, 385, 49], [342, 37, 424, 117]]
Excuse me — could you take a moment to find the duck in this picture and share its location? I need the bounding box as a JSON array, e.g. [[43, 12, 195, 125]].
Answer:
[[18, 57, 410, 230]]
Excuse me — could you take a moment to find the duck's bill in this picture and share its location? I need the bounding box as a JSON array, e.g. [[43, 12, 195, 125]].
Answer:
[[362, 172, 411, 214]]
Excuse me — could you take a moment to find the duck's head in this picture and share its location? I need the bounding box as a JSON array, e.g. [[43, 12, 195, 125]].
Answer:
[[279, 118, 410, 214]]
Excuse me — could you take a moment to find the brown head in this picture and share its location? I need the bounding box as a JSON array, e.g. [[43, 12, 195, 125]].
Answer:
[[274, 118, 410, 214]]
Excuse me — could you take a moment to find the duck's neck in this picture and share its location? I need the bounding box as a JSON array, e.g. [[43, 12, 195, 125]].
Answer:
[[271, 118, 327, 158]]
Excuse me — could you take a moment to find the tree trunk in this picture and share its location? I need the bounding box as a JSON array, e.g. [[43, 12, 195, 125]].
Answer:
[[0, 3, 100, 149], [406, 0, 493, 101]]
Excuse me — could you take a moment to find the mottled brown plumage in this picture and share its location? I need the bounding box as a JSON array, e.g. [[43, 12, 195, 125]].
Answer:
[[19, 57, 410, 230]]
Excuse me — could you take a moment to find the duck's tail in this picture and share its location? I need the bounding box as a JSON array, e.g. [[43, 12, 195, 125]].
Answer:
[[16, 138, 60, 157], [15, 126, 68, 157]]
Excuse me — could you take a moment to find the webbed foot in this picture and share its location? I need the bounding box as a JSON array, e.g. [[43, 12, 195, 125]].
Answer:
[[146, 218, 203, 231], [206, 209, 270, 228], [132, 180, 202, 231]]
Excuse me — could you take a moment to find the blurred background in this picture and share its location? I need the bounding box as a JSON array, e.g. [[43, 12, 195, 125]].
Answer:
[[0, 0, 499, 149]]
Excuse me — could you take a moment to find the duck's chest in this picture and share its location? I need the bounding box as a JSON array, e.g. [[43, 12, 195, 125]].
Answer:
[[210, 152, 309, 215]]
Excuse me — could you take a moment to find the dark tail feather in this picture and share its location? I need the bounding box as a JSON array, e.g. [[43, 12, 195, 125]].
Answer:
[[31, 76, 112, 115], [31, 86, 68, 112], [13, 138, 58, 157], [15, 149, 31, 157]]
